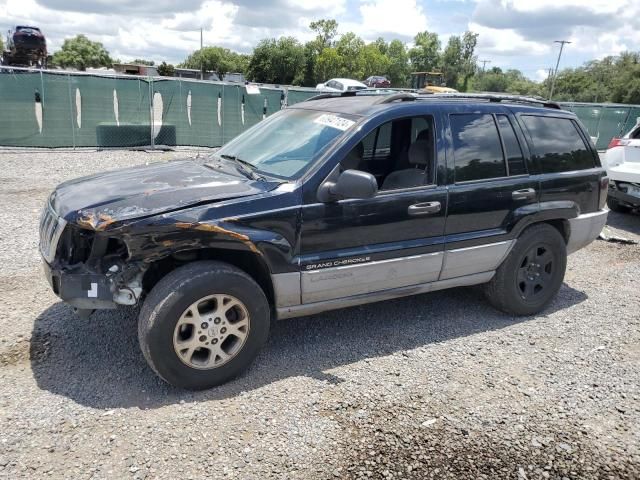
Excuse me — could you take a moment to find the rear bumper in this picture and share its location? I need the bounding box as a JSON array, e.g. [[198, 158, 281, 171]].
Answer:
[[567, 209, 608, 254], [609, 185, 640, 207], [43, 260, 117, 309]]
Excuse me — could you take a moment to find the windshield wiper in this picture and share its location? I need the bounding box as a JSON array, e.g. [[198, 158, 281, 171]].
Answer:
[[218, 154, 264, 181]]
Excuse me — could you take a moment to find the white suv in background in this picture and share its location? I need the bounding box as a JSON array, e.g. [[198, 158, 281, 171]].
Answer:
[[605, 121, 640, 212], [316, 78, 367, 92]]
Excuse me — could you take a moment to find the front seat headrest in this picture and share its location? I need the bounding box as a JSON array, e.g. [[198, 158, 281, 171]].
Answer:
[[408, 140, 429, 166]]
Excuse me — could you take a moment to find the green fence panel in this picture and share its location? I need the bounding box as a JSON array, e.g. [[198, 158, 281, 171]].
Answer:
[[238, 87, 283, 142], [40, 73, 77, 147], [177, 80, 222, 147], [620, 107, 640, 136], [0, 71, 49, 147], [565, 104, 602, 138], [222, 84, 243, 144], [115, 77, 151, 125], [68, 75, 119, 147], [152, 78, 184, 147], [287, 88, 317, 105], [595, 106, 630, 150]]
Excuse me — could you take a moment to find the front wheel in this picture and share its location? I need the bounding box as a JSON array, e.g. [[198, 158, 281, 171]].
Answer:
[[484, 224, 567, 316], [138, 261, 270, 390]]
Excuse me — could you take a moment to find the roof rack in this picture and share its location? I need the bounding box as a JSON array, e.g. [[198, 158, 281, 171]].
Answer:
[[420, 92, 562, 109], [373, 92, 418, 104], [304, 89, 417, 102], [304, 91, 358, 102], [303, 91, 562, 110]]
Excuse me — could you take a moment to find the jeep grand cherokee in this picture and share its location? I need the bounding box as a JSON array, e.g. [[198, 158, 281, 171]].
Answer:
[[39, 92, 609, 389]]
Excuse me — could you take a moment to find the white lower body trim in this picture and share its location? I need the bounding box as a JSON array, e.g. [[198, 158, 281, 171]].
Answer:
[[439, 240, 514, 280], [276, 271, 494, 320], [301, 251, 444, 304]]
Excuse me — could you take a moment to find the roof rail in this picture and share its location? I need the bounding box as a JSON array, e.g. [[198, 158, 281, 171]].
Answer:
[[421, 92, 562, 109], [373, 92, 418, 104], [304, 91, 359, 102], [304, 89, 417, 102]]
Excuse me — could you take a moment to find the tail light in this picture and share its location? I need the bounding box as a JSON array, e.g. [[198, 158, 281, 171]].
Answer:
[[599, 176, 609, 209], [607, 137, 630, 149]]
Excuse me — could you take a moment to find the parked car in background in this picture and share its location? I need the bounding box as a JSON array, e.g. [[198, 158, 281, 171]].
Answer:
[[316, 78, 367, 92], [364, 76, 391, 88], [39, 91, 608, 390], [2, 25, 47, 67], [605, 120, 640, 212]]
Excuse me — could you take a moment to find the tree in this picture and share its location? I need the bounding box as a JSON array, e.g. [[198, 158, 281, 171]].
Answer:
[[439, 32, 478, 91], [459, 31, 479, 91], [156, 61, 175, 77], [309, 19, 338, 51], [408, 31, 440, 72], [361, 43, 390, 78], [179, 46, 246, 78], [472, 67, 543, 96], [315, 48, 341, 81], [611, 52, 640, 104], [132, 58, 154, 66], [0, 36, 3, 54], [51, 35, 112, 70], [335, 32, 366, 79], [246, 37, 305, 85], [386, 40, 409, 87]]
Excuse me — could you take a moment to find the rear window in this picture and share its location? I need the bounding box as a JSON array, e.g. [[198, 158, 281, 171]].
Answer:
[[450, 113, 506, 182], [521, 115, 595, 173]]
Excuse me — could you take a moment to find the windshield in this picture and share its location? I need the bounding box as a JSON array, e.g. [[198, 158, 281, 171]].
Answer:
[[213, 108, 358, 179]]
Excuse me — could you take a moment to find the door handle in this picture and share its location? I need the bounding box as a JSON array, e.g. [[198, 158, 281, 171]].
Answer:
[[512, 188, 536, 200], [408, 201, 441, 216]]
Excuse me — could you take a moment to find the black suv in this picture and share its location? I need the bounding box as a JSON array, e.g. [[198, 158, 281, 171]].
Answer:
[[40, 93, 609, 389]]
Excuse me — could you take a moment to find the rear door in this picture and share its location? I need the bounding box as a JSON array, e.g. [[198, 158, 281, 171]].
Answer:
[[442, 108, 539, 280], [519, 114, 600, 213]]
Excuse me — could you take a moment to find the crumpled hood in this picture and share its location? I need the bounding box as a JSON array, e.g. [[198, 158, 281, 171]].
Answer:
[[51, 160, 279, 229]]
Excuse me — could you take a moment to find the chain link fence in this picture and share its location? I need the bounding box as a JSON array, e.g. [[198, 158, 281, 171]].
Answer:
[[0, 66, 318, 149]]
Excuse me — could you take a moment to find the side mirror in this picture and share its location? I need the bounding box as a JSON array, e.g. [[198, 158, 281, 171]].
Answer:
[[318, 169, 378, 202]]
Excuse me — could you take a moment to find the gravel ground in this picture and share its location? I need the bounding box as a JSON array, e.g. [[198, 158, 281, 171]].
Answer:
[[0, 150, 639, 479]]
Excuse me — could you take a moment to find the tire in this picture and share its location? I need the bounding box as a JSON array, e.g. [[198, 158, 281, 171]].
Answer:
[[607, 196, 631, 214], [138, 261, 270, 390], [484, 224, 567, 316]]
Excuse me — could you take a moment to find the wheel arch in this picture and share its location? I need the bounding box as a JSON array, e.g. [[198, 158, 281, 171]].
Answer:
[[142, 248, 275, 307]]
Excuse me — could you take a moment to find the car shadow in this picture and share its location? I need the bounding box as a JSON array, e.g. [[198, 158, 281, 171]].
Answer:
[[606, 210, 640, 238], [30, 284, 588, 409]]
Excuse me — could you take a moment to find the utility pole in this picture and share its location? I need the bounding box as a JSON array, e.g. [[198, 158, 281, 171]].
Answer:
[[200, 28, 204, 81], [548, 40, 571, 100], [480, 59, 491, 73]]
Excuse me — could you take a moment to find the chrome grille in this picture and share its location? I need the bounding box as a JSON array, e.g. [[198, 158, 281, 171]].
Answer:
[[39, 202, 67, 263]]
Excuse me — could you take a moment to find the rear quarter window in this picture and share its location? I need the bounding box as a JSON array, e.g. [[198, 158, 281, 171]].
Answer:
[[521, 115, 595, 173]]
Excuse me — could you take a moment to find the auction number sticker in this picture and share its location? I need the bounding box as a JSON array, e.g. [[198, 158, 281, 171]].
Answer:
[[314, 114, 355, 131]]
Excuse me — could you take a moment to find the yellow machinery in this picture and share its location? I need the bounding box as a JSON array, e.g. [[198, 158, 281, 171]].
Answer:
[[410, 71, 458, 93]]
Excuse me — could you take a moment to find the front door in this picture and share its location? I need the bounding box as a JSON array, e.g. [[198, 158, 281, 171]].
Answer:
[[298, 112, 448, 304]]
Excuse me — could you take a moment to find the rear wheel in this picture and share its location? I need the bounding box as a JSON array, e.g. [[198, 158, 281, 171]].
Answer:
[[607, 196, 632, 213], [484, 224, 567, 316], [138, 261, 270, 390]]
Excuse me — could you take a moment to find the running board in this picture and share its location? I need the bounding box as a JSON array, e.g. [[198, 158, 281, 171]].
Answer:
[[276, 271, 495, 320]]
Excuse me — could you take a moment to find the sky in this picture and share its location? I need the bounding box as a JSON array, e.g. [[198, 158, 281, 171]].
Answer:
[[1, 0, 639, 81]]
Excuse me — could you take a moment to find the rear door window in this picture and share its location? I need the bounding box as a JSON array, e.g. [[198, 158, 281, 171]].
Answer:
[[521, 115, 595, 172], [450, 113, 506, 182]]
